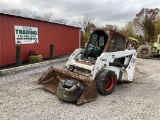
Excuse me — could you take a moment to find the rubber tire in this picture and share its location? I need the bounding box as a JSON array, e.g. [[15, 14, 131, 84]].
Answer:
[[126, 41, 139, 50], [57, 82, 85, 102], [137, 45, 152, 59], [96, 70, 117, 95]]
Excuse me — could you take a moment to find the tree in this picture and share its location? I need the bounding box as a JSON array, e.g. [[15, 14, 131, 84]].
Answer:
[[155, 16, 160, 35], [0, 9, 40, 19], [80, 31, 89, 46], [73, 13, 95, 32], [133, 18, 143, 36], [136, 8, 160, 42], [85, 23, 96, 33], [21, 9, 34, 18], [44, 11, 54, 22], [119, 21, 137, 38], [0, 9, 22, 16], [105, 24, 118, 31], [53, 19, 68, 24], [0, 9, 69, 25]]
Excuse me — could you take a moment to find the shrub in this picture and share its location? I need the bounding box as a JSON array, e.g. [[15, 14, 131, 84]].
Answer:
[[29, 56, 36, 64], [37, 55, 43, 62], [28, 50, 37, 56], [28, 50, 42, 64], [29, 55, 43, 64]]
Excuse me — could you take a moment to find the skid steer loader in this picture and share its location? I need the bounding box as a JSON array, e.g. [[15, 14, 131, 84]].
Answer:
[[38, 28, 137, 105], [126, 37, 145, 50]]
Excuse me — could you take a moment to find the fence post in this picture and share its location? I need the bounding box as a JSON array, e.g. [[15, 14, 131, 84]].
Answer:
[[16, 45, 21, 66], [50, 44, 54, 60]]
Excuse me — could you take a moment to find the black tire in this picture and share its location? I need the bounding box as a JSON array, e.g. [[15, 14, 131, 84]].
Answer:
[[96, 70, 117, 95], [158, 50, 160, 58], [126, 41, 139, 50], [57, 81, 86, 102], [137, 45, 152, 59]]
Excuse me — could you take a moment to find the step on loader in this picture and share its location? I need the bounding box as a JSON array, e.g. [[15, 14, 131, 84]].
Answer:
[[38, 28, 137, 105]]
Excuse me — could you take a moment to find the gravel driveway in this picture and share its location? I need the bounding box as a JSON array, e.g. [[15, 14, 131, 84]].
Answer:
[[0, 58, 160, 120]]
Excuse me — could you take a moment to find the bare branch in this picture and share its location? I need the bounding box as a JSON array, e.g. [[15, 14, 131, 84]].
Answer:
[[105, 24, 118, 31], [43, 11, 54, 22], [74, 13, 95, 32], [53, 19, 68, 24]]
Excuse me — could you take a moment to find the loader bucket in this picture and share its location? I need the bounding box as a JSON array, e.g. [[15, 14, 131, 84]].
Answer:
[[38, 66, 98, 105]]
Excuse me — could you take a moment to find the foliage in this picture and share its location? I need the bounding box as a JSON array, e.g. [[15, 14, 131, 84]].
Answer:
[[105, 24, 118, 31], [155, 16, 160, 35], [0, 9, 22, 16], [133, 18, 143, 36], [135, 8, 160, 42], [28, 50, 38, 56], [43, 11, 53, 22], [28, 50, 42, 64], [53, 19, 68, 24], [49, 44, 54, 60], [119, 21, 137, 38], [0, 9, 68, 25], [29, 55, 43, 64], [0, 71, 3, 76], [85, 23, 96, 33], [81, 33, 89, 46], [72, 13, 95, 32], [16, 45, 21, 66]]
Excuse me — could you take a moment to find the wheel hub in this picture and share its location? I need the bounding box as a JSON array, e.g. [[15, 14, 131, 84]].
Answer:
[[106, 76, 114, 91], [142, 49, 148, 54]]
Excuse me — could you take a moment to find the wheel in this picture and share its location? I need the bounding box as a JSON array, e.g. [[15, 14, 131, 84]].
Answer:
[[126, 41, 139, 50], [158, 50, 160, 58], [57, 80, 86, 102], [137, 45, 152, 59], [96, 70, 117, 95]]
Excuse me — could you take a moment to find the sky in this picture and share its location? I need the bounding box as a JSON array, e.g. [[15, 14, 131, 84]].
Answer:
[[0, 0, 160, 28]]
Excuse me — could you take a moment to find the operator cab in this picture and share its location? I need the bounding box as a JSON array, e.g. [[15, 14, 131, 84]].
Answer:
[[79, 28, 126, 65], [82, 30, 108, 60]]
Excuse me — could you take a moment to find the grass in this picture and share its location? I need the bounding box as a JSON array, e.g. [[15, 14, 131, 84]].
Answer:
[[0, 71, 3, 76]]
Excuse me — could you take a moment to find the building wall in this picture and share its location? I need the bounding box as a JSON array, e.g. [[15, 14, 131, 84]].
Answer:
[[0, 14, 80, 66]]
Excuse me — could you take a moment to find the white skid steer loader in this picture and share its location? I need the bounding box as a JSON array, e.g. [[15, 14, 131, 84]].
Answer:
[[38, 28, 137, 105]]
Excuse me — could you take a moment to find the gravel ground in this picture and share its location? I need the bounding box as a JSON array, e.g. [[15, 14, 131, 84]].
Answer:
[[0, 58, 160, 120]]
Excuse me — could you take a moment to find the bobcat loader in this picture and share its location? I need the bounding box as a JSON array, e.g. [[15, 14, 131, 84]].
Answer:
[[38, 28, 137, 105]]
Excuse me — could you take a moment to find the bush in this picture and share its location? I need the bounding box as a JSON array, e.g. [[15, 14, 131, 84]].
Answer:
[[37, 55, 43, 62], [28, 50, 37, 56], [29, 55, 43, 64], [29, 56, 36, 64]]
